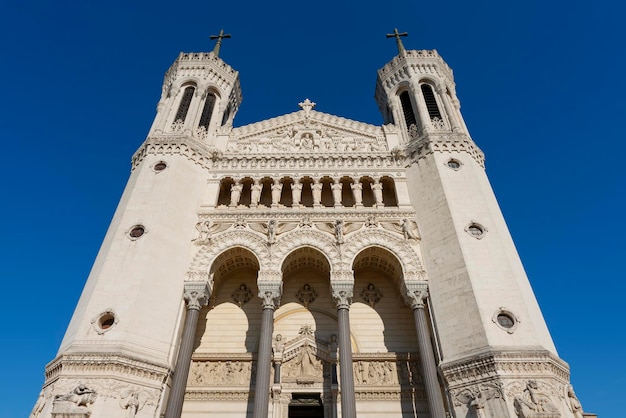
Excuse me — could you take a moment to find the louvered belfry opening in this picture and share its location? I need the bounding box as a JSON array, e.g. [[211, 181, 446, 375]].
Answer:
[[199, 93, 217, 129], [420, 84, 442, 119], [174, 86, 195, 123], [399, 91, 417, 129]]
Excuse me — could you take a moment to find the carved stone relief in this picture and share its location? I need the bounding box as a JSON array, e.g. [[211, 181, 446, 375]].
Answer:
[[360, 284, 383, 307], [352, 358, 422, 387], [507, 380, 561, 418], [188, 360, 255, 386]]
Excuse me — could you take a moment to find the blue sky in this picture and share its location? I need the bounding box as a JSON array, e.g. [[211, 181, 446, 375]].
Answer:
[[1, 0, 624, 416]]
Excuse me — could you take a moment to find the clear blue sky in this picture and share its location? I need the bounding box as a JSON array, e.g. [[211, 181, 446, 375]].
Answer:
[[1, 0, 623, 416]]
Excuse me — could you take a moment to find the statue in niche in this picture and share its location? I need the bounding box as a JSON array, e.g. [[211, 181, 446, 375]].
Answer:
[[566, 385, 584, 418], [291, 182, 303, 206], [296, 284, 318, 307], [230, 182, 243, 206], [372, 180, 384, 206], [312, 181, 322, 206], [513, 380, 560, 417], [351, 182, 363, 206], [54, 384, 97, 407], [361, 283, 382, 307], [271, 181, 282, 206], [250, 181, 262, 206], [232, 284, 252, 307]]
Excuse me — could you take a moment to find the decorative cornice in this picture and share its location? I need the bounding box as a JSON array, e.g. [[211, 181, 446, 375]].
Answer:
[[184, 390, 253, 401], [44, 353, 170, 386], [440, 350, 571, 388], [407, 131, 485, 168]]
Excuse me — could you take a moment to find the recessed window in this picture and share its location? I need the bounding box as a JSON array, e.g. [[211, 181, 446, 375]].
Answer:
[[447, 159, 461, 170], [100, 314, 115, 330], [154, 161, 167, 171]]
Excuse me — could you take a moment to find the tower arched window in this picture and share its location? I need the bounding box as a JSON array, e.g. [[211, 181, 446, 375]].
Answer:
[[174, 86, 195, 123], [420, 84, 442, 120], [199, 92, 217, 129], [399, 91, 417, 130]]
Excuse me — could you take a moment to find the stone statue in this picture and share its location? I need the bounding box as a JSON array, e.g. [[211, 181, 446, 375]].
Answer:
[[271, 181, 282, 206], [292, 341, 321, 377], [230, 182, 243, 207], [54, 384, 97, 407], [296, 284, 317, 307], [361, 283, 382, 307], [291, 181, 303, 207], [232, 284, 253, 307], [250, 181, 262, 207], [351, 182, 363, 206], [267, 219, 277, 243], [335, 220, 344, 243], [193, 220, 212, 243], [372, 181, 384, 206], [513, 380, 560, 417], [312, 181, 322, 206], [400, 218, 419, 240], [331, 181, 343, 206], [567, 385, 584, 418]]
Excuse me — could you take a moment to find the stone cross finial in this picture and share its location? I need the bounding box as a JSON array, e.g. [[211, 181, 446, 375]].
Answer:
[[210, 29, 231, 57], [298, 98, 316, 118], [386, 28, 408, 54]]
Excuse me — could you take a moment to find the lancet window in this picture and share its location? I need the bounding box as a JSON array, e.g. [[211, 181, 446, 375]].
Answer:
[[174, 86, 195, 123], [420, 84, 442, 120], [199, 92, 217, 129], [399, 91, 417, 131]]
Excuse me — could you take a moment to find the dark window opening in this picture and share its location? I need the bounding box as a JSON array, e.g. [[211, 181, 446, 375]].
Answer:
[[174, 86, 195, 123], [421, 84, 442, 119]]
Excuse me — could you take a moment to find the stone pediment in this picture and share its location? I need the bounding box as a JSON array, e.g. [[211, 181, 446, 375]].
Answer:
[[228, 107, 389, 155]]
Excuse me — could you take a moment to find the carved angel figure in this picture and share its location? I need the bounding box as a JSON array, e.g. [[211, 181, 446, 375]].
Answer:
[[120, 392, 140, 418], [567, 385, 584, 418], [400, 218, 420, 241], [193, 220, 213, 243]]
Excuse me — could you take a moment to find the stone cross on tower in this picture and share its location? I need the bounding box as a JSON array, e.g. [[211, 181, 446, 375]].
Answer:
[[210, 29, 231, 58], [386, 28, 408, 54]]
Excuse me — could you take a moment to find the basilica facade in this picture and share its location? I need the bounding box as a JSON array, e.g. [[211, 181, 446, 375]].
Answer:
[[32, 37, 592, 418]]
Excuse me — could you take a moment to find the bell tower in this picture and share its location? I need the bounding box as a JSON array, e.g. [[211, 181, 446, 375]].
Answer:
[[376, 32, 587, 417]]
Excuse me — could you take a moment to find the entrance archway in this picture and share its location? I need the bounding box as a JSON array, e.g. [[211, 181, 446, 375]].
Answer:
[[288, 393, 324, 418]]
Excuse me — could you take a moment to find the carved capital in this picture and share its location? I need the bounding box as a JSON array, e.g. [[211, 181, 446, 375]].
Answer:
[[183, 281, 211, 311], [331, 280, 354, 309], [258, 281, 282, 309], [404, 281, 429, 310]]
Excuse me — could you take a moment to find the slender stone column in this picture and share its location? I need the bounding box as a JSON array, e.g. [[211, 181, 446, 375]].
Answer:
[[436, 84, 461, 132], [331, 277, 356, 418], [253, 279, 282, 418], [164, 281, 210, 418], [405, 282, 446, 418], [409, 81, 432, 134]]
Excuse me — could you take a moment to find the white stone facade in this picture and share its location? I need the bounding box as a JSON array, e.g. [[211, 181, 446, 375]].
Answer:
[[31, 49, 593, 418]]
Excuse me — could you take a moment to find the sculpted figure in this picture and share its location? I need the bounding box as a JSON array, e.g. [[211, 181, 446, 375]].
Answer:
[[400, 218, 419, 240], [372, 180, 384, 206], [293, 341, 321, 376], [267, 219, 277, 243], [567, 385, 584, 418], [271, 181, 282, 206], [296, 284, 317, 307], [331, 181, 343, 206], [514, 380, 560, 417], [312, 181, 323, 206], [193, 220, 212, 243], [55, 384, 97, 407], [250, 181, 262, 207], [335, 220, 344, 243], [230, 182, 243, 207], [291, 181, 303, 207], [120, 392, 140, 418], [351, 182, 363, 206]]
